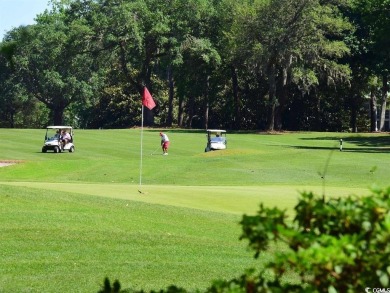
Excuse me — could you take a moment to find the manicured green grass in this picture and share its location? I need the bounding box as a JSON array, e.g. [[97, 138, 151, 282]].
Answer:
[[0, 185, 259, 292], [0, 128, 389, 292], [0, 129, 388, 188]]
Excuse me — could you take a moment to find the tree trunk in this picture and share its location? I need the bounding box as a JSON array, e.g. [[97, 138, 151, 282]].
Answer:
[[166, 66, 174, 127], [53, 107, 64, 125], [266, 64, 277, 131], [350, 95, 358, 133], [275, 55, 293, 130], [186, 96, 195, 128], [370, 86, 377, 132], [379, 74, 388, 131], [203, 75, 210, 130], [316, 95, 322, 131], [10, 111, 15, 128], [204, 101, 209, 129], [231, 65, 241, 130], [274, 65, 289, 130], [143, 108, 154, 126], [178, 96, 185, 127]]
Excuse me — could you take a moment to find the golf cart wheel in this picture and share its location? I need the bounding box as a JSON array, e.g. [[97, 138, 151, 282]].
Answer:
[[54, 146, 60, 153], [42, 147, 47, 153], [69, 146, 75, 153]]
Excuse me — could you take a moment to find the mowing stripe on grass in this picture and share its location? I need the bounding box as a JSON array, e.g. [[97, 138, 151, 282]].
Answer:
[[1, 182, 368, 216]]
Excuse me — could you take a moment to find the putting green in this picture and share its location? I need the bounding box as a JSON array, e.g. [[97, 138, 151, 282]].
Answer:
[[1, 182, 367, 216]]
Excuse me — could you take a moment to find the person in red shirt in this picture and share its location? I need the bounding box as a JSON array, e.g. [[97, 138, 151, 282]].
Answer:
[[160, 132, 170, 155]]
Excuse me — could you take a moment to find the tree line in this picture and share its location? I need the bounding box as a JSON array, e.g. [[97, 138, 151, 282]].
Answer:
[[0, 0, 389, 131]]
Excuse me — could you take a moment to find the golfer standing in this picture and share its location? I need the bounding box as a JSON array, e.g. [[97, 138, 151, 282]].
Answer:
[[160, 132, 170, 155]]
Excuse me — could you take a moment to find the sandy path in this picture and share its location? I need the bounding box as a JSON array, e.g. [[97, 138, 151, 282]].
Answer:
[[0, 161, 18, 167]]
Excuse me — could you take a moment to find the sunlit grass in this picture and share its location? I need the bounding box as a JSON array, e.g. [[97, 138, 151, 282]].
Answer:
[[0, 129, 389, 291], [0, 185, 260, 292]]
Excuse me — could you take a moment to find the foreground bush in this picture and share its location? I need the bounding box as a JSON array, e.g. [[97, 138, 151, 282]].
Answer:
[[100, 186, 390, 293]]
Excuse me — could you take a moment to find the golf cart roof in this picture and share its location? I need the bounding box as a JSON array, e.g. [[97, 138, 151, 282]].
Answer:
[[206, 129, 226, 133], [46, 126, 73, 129]]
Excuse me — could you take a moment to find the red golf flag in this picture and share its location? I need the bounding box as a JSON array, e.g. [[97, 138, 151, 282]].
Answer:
[[142, 87, 156, 110]]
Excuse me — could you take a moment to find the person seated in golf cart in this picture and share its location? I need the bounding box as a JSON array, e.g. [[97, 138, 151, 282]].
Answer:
[[60, 130, 72, 149], [51, 130, 60, 140], [212, 133, 224, 143]]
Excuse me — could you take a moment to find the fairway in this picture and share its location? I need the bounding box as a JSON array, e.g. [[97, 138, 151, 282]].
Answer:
[[0, 129, 389, 292]]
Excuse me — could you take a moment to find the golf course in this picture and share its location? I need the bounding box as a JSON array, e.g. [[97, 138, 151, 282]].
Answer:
[[0, 128, 389, 292]]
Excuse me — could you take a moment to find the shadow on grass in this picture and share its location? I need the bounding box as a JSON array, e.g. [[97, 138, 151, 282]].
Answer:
[[292, 145, 390, 153], [144, 129, 281, 134], [296, 134, 390, 154]]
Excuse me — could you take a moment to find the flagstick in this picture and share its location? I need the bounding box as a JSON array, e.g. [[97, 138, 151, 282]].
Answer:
[[139, 105, 144, 188], [139, 86, 155, 194]]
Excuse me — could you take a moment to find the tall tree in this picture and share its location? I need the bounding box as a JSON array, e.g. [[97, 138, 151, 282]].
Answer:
[[352, 0, 390, 131], [367, 0, 390, 131], [4, 6, 94, 125], [231, 0, 353, 131]]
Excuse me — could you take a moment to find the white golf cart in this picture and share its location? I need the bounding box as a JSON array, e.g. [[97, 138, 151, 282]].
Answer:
[[205, 129, 227, 152], [42, 126, 75, 153]]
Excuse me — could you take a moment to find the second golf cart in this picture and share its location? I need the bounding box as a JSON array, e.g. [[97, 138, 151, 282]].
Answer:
[[205, 129, 227, 152], [42, 126, 75, 153]]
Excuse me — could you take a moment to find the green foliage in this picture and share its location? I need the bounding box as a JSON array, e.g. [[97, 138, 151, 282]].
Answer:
[[2, 0, 383, 131], [226, 0, 354, 130], [222, 186, 390, 292], [0, 11, 96, 125]]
